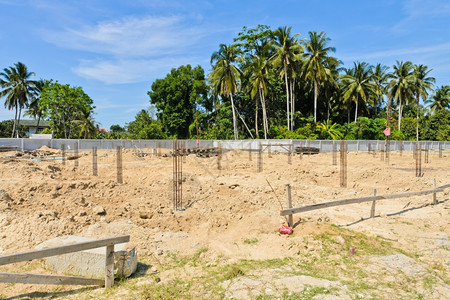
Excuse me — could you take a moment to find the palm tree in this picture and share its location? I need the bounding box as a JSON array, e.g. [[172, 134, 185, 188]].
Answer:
[[341, 62, 374, 122], [371, 64, 390, 116], [209, 44, 242, 140], [0, 62, 36, 137], [74, 105, 97, 139], [388, 61, 414, 130], [411, 64, 435, 141], [302, 31, 336, 122], [427, 85, 450, 113], [270, 26, 302, 130], [246, 53, 270, 139], [24, 79, 47, 131]]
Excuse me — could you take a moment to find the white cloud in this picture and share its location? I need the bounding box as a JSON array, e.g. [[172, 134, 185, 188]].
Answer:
[[43, 15, 207, 57], [73, 56, 206, 84]]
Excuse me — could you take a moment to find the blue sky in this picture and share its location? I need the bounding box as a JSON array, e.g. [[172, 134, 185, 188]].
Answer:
[[1, 0, 449, 129]]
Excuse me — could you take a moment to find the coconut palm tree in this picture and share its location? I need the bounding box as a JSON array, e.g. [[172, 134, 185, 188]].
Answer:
[[388, 61, 414, 130], [371, 64, 390, 116], [0, 62, 36, 137], [24, 79, 48, 131], [411, 64, 435, 141], [302, 31, 336, 122], [427, 85, 450, 113], [341, 62, 374, 122], [270, 26, 302, 130], [209, 44, 242, 140], [246, 53, 270, 139]]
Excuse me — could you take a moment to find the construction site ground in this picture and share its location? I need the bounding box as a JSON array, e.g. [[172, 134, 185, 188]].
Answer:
[[0, 146, 449, 299]]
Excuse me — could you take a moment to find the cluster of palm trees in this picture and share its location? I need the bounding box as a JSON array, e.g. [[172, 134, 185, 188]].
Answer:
[[209, 26, 448, 141], [0, 62, 38, 137], [1, 62, 97, 138]]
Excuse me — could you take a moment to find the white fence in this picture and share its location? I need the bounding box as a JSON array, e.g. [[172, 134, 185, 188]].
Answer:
[[0, 138, 448, 152]]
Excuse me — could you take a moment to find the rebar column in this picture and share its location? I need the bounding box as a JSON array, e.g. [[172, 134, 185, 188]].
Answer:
[[299, 140, 303, 160], [340, 140, 347, 188], [399, 140, 403, 156], [217, 141, 222, 170], [332, 141, 337, 166], [61, 144, 65, 166], [257, 142, 262, 173], [248, 142, 252, 161], [172, 140, 183, 211], [116, 146, 123, 183], [385, 136, 390, 164], [425, 141, 429, 163], [92, 146, 98, 176], [439, 142, 443, 158], [74, 141, 79, 168], [288, 143, 292, 165], [415, 142, 422, 177]]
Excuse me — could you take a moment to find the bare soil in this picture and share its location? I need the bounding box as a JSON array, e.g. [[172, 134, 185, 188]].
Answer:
[[0, 146, 448, 299]]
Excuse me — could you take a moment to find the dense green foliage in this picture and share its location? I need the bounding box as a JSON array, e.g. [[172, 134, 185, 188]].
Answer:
[[0, 120, 26, 138], [39, 81, 95, 139], [148, 65, 208, 139], [1, 25, 449, 141]]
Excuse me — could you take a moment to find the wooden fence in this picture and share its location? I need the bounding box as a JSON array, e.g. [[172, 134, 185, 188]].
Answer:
[[0, 235, 130, 288], [280, 183, 450, 225]]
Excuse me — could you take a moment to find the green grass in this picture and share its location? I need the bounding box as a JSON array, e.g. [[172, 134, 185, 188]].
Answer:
[[243, 237, 259, 244]]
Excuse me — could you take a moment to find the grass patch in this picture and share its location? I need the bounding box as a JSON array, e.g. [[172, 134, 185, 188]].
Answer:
[[141, 278, 193, 300], [243, 237, 259, 245]]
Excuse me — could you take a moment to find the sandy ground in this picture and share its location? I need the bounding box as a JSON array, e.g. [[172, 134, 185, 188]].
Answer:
[[0, 145, 448, 299]]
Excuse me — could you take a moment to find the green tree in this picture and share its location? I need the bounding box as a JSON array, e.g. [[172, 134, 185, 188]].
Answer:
[[0, 120, 26, 138], [126, 109, 166, 139], [39, 81, 95, 138], [0, 62, 36, 137], [427, 85, 450, 113], [341, 62, 374, 122], [209, 45, 242, 140], [302, 31, 336, 122], [371, 64, 390, 116], [148, 65, 208, 139], [411, 64, 435, 141], [388, 60, 414, 130], [24, 79, 48, 132], [270, 26, 302, 130], [246, 53, 270, 139]]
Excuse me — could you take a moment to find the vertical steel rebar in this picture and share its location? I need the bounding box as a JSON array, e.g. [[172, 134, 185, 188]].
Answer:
[[116, 146, 123, 183], [92, 146, 98, 176], [425, 141, 429, 163], [399, 140, 403, 157], [257, 142, 262, 173], [217, 141, 222, 170], [248, 142, 252, 161], [172, 140, 183, 211], [415, 142, 422, 177], [385, 136, 390, 164], [74, 141, 79, 168], [340, 140, 347, 188], [61, 144, 65, 166], [439, 142, 443, 158], [288, 143, 292, 165], [332, 141, 337, 166]]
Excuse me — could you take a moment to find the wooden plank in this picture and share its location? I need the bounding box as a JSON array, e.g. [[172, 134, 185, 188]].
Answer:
[[0, 235, 129, 266], [0, 272, 104, 286], [104, 245, 114, 288], [280, 188, 444, 216]]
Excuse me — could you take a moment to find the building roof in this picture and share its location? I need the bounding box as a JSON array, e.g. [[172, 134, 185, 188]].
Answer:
[[18, 119, 51, 127]]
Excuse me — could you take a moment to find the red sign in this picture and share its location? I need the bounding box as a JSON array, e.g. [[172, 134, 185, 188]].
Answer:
[[383, 127, 391, 136]]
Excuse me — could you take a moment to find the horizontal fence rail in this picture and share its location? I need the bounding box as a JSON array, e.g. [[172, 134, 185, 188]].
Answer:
[[280, 184, 450, 217], [0, 235, 130, 288]]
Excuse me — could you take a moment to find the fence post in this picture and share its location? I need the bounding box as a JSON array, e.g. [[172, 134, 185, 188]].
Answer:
[[370, 189, 376, 218], [105, 245, 114, 288], [286, 184, 293, 227]]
